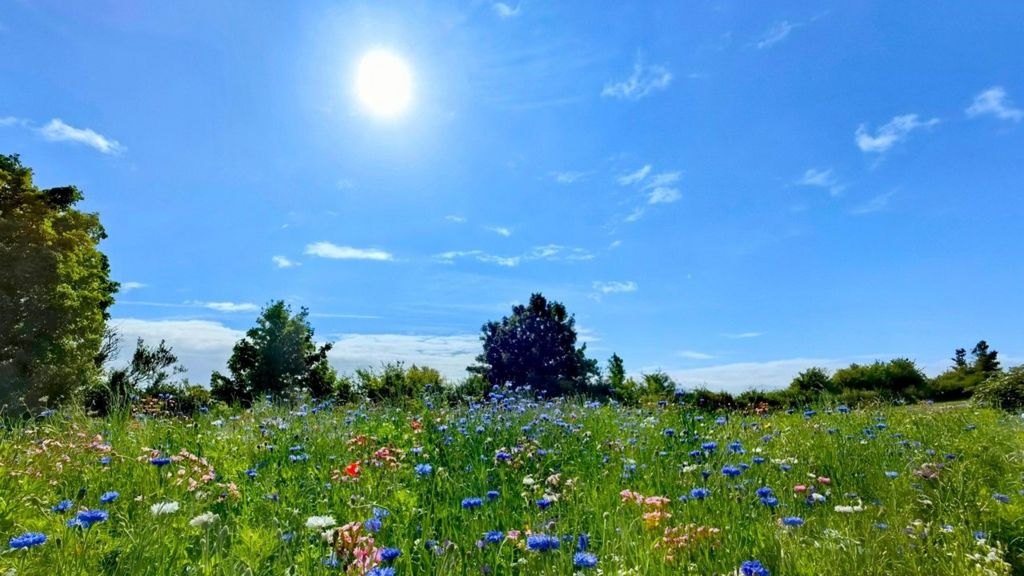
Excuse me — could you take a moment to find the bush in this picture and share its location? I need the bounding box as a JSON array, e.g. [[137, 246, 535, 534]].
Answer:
[[356, 362, 439, 402], [973, 366, 1024, 411]]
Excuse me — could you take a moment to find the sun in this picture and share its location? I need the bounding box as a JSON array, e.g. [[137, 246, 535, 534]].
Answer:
[[355, 50, 413, 119]]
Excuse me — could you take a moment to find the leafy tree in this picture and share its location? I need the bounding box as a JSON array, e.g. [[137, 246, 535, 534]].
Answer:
[[970, 340, 1000, 375], [469, 293, 597, 397], [952, 348, 967, 369], [831, 358, 929, 399], [210, 301, 335, 404], [973, 365, 1024, 411], [607, 353, 626, 391], [0, 154, 118, 413], [931, 340, 1001, 401], [642, 371, 676, 398], [354, 362, 441, 402], [789, 367, 837, 396]]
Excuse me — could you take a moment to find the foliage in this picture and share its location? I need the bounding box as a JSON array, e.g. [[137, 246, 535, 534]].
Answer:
[[642, 371, 676, 399], [931, 341, 1002, 401], [470, 293, 598, 397], [4, 398, 1021, 575], [0, 154, 118, 413], [789, 367, 838, 396], [210, 301, 335, 404], [973, 366, 1024, 411], [830, 358, 930, 399], [355, 362, 442, 402]]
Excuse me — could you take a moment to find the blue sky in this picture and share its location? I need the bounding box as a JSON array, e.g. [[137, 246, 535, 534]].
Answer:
[[3, 1, 1023, 392]]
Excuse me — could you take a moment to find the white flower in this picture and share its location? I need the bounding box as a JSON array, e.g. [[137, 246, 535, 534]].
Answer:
[[834, 504, 864, 513], [150, 501, 180, 515], [211, 419, 224, 427], [305, 515, 336, 530], [811, 493, 827, 502], [189, 512, 219, 527]]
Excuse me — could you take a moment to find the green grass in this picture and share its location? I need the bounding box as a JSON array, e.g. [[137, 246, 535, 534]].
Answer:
[[1, 395, 1022, 575]]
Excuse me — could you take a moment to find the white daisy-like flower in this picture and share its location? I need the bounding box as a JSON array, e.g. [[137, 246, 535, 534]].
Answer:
[[189, 512, 219, 527], [305, 515, 336, 530], [150, 501, 180, 515]]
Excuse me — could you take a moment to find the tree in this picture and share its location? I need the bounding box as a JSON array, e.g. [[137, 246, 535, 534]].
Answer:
[[642, 371, 675, 398], [970, 340, 1000, 375], [789, 367, 837, 396], [831, 358, 929, 399], [1, 154, 118, 413], [952, 348, 967, 369], [470, 293, 597, 397], [210, 301, 335, 404], [607, 353, 626, 393]]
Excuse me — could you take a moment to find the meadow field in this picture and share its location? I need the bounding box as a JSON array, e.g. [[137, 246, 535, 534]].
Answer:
[[2, 393, 1022, 575]]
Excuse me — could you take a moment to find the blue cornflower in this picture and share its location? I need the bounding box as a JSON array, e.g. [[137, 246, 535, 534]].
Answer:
[[728, 441, 745, 454], [752, 457, 766, 464], [495, 451, 512, 462], [577, 533, 590, 552], [379, 547, 401, 562], [461, 497, 483, 509], [364, 518, 382, 533], [715, 416, 727, 425], [483, 530, 503, 544], [761, 496, 779, 507], [756, 487, 774, 498], [367, 567, 396, 576], [486, 490, 500, 500], [993, 493, 1010, 504], [574, 552, 599, 568], [245, 469, 258, 479], [701, 441, 718, 452], [373, 507, 389, 519], [781, 516, 804, 527], [526, 534, 560, 552], [536, 497, 553, 509], [415, 463, 433, 477], [9, 533, 47, 549], [837, 405, 850, 413], [100, 491, 119, 504], [51, 500, 73, 513], [722, 465, 742, 477], [150, 457, 171, 466], [663, 428, 675, 437], [885, 471, 899, 479], [67, 509, 109, 528], [690, 487, 710, 500], [99, 456, 111, 466], [289, 454, 309, 463], [740, 560, 770, 576]]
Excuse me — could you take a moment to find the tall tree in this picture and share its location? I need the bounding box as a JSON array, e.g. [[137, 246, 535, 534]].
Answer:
[[607, 353, 626, 391], [470, 293, 597, 397], [210, 301, 336, 404], [970, 340, 1000, 374], [0, 154, 118, 413]]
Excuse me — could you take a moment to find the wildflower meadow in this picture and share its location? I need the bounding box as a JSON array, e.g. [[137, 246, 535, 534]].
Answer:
[[2, 392, 1022, 575]]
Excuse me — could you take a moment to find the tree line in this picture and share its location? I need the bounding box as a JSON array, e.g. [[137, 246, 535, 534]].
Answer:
[[3, 153, 1022, 416]]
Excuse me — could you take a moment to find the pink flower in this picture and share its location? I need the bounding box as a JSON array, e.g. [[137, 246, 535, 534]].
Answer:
[[794, 484, 808, 493], [817, 476, 831, 485]]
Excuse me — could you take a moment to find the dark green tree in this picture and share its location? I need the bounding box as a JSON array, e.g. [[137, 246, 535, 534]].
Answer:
[[789, 367, 837, 396], [607, 353, 626, 391], [1, 154, 118, 413], [210, 301, 336, 404], [970, 340, 1000, 375], [469, 293, 597, 397]]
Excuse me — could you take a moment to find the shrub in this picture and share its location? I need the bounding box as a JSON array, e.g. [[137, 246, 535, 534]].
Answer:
[[973, 366, 1024, 411]]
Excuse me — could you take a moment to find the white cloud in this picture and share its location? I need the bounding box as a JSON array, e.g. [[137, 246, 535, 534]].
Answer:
[[445, 215, 467, 223], [966, 86, 1023, 122], [796, 168, 846, 196], [120, 281, 146, 292], [487, 226, 512, 237], [491, 2, 520, 19], [602, 58, 672, 100], [644, 171, 681, 189], [855, 114, 940, 154], [647, 186, 681, 204], [677, 350, 716, 360], [0, 116, 21, 127], [305, 242, 394, 261], [110, 318, 245, 384], [850, 191, 894, 215], [667, 357, 845, 395], [191, 301, 260, 313], [756, 20, 797, 49], [592, 280, 637, 294], [609, 240, 622, 249], [552, 171, 586, 184], [272, 255, 298, 268], [436, 245, 593, 267], [38, 118, 125, 155], [624, 207, 646, 222], [618, 164, 651, 186], [723, 332, 763, 339]]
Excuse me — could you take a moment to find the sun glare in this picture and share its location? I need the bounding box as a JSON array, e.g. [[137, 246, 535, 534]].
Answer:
[[355, 50, 413, 119]]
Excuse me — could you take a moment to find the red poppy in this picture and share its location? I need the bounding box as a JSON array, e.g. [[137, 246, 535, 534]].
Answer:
[[345, 461, 361, 478]]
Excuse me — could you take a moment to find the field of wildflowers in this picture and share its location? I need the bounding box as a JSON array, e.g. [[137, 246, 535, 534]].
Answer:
[[2, 391, 1022, 575]]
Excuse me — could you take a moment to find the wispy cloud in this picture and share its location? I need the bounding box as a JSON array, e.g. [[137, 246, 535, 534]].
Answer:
[[855, 114, 940, 154], [436, 244, 593, 267], [677, 350, 716, 360], [647, 186, 681, 205], [551, 171, 587, 184], [756, 20, 798, 49], [966, 86, 1023, 122], [723, 332, 763, 339], [602, 56, 672, 100], [592, 280, 638, 294], [305, 242, 394, 261], [491, 2, 521, 19], [190, 301, 260, 313], [850, 191, 894, 215], [0, 116, 21, 127], [486, 226, 512, 237], [624, 207, 646, 222], [445, 215, 467, 223], [796, 168, 846, 196], [120, 281, 147, 292], [38, 118, 125, 155], [272, 255, 299, 268], [618, 164, 652, 186]]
